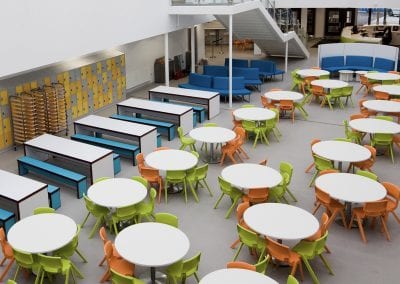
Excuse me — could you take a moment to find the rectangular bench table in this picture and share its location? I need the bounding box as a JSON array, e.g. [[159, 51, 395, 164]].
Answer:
[[117, 98, 194, 135], [148, 86, 220, 120], [0, 169, 48, 220], [74, 115, 157, 156], [24, 134, 114, 184]]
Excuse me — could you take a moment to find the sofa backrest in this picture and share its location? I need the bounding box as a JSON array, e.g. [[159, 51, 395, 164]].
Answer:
[[203, 65, 228, 77], [321, 56, 344, 68], [188, 73, 213, 88], [233, 67, 259, 80], [213, 76, 245, 90], [345, 56, 373, 68], [374, 57, 395, 71], [224, 58, 249, 68], [250, 60, 275, 72]]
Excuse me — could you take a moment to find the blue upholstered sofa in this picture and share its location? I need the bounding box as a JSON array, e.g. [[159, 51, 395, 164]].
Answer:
[[321, 55, 395, 72], [203, 66, 262, 90], [224, 58, 249, 68], [250, 60, 284, 80]]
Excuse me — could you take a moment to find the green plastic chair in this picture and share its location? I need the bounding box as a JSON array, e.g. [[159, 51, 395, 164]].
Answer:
[[232, 224, 265, 262], [177, 126, 196, 151], [266, 108, 282, 139], [356, 169, 378, 181], [214, 176, 243, 219], [94, 177, 111, 183], [343, 120, 362, 144], [371, 133, 395, 164], [200, 123, 221, 153], [136, 188, 157, 222], [341, 86, 354, 107], [308, 155, 335, 187], [154, 213, 179, 228], [165, 170, 199, 204], [287, 275, 299, 284], [322, 88, 343, 110], [319, 74, 330, 79], [12, 249, 40, 282], [334, 137, 352, 142], [294, 93, 310, 119], [53, 225, 86, 279], [81, 195, 110, 239], [293, 232, 334, 284], [376, 115, 394, 121], [268, 173, 289, 204], [241, 104, 256, 108], [7, 280, 17, 284], [382, 80, 395, 85], [280, 161, 298, 202], [255, 256, 269, 274], [242, 120, 269, 148], [33, 207, 55, 215], [166, 252, 201, 284], [291, 69, 303, 91], [111, 204, 138, 234], [186, 164, 213, 197], [131, 176, 149, 187], [36, 254, 75, 284], [110, 268, 145, 284]]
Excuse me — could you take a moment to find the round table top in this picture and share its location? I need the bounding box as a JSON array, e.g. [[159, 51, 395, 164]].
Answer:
[[221, 163, 282, 189], [365, 72, 400, 81], [199, 268, 278, 284], [7, 213, 77, 254], [233, 107, 276, 121], [355, 71, 368, 75], [373, 85, 400, 96], [349, 118, 400, 134], [311, 79, 348, 89], [362, 100, 400, 113], [145, 149, 198, 171], [263, 90, 304, 101], [243, 203, 319, 240], [315, 173, 387, 203], [189, 127, 236, 144], [296, 69, 330, 78], [312, 141, 371, 163], [88, 178, 147, 208], [115, 222, 190, 267]]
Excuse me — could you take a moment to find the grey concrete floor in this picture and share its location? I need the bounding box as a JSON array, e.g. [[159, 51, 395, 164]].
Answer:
[[0, 45, 399, 284]]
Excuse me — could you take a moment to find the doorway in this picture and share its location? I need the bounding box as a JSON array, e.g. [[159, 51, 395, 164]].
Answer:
[[325, 8, 355, 37]]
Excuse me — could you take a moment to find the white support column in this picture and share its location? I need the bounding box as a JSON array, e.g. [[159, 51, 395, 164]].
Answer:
[[229, 14, 233, 108], [285, 40, 288, 73], [191, 26, 195, 73], [164, 33, 169, 87]]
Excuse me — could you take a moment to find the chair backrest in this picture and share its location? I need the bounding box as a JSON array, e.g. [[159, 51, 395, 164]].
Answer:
[[241, 120, 257, 130], [342, 86, 354, 95], [131, 176, 149, 187], [280, 161, 293, 186], [374, 90, 390, 100], [155, 147, 170, 151], [226, 261, 256, 271], [166, 170, 186, 180], [313, 154, 334, 170], [37, 254, 63, 273], [140, 166, 160, 181], [260, 95, 269, 108], [177, 126, 184, 139], [376, 115, 394, 121], [363, 200, 388, 216], [266, 237, 291, 262], [311, 85, 324, 94], [269, 88, 283, 91], [320, 212, 329, 236], [94, 177, 111, 183], [33, 207, 55, 214], [364, 145, 377, 160], [99, 226, 109, 245], [104, 241, 114, 264], [287, 275, 299, 284], [0, 228, 12, 259], [315, 187, 331, 205], [310, 139, 321, 153], [110, 268, 139, 284], [236, 202, 250, 223], [13, 249, 35, 267], [334, 137, 352, 142], [350, 113, 366, 120], [314, 232, 329, 255], [356, 169, 378, 181], [195, 164, 208, 180], [329, 88, 342, 97], [241, 104, 255, 108], [382, 182, 400, 207], [233, 126, 246, 139], [311, 66, 321, 69], [191, 150, 200, 159], [280, 100, 294, 109], [115, 204, 137, 218], [154, 213, 178, 228], [255, 256, 268, 274], [218, 176, 233, 195], [136, 153, 145, 167], [182, 252, 201, 276], [318, 169, 339, 176], [259, 159, 267, 166], [237, 224, 259, 246]]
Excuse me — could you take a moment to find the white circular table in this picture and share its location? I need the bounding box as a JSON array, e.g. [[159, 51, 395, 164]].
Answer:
[[355, 71, 368, 82], [199, 268, 278, 284], [115, 223, 190, 284], [88, 178, 147, 208], [311, 79, 348, 89], [349, 118, 400, 134], [233, 107, 276, 121], [339, 70, 354, 82], [373, 85, 400, 96], [365, 72, 400, 82], [312, 141, 371, 171], [7, 214, 77, 254], [189, 127, 236, 163], [263, 91, 304, 102], [362, 100, 400, 113], [243, 203, 319, 240], [145, 149, 198, 171], [221, 163, 282, 189], [296, 69, 330, 78]]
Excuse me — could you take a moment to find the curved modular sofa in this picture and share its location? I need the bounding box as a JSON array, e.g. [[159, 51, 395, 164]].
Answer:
[[321, 55, 395, 72]]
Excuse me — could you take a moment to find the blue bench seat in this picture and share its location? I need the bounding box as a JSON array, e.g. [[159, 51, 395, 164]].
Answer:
[[110, 114, 175, 141], [0, 208, 15, 234], [48, 185, 61, 210], [18, 156, 87, 199], [161, 101, 206, 123], [71, 134, 140, 166]]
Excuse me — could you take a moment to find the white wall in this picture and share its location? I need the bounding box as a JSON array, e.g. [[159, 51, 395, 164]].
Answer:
[[274, 0, 400, 8], [0, 0, 212, 79]]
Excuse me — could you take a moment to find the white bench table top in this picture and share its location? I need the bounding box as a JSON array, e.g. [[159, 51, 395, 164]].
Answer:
[[312, 141, 371, 163], [0, 170, 47, 201], [118, 98, 192, 115], [199, 268, 278, 284], [150, 86, 219, 99]]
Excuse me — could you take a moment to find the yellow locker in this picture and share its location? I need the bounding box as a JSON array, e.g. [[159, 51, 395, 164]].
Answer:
[[3, 118, 11, 134], [30, 81, 38, 89], [82, 101, 89, 114], [97, 62, 102, 74], [44, 77, 52, 85], [23, 83, 31, 92], [106, 59, 112, 70], [120, 55, 125, 66], [16, 85, 23, 94], [4, 131, 12, 147], [0, 90, 8, 106], [102, 72, 108, 84], [57, 73, 64, 83]]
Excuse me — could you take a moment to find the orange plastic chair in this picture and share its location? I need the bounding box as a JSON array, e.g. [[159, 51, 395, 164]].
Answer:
[[374, 90, 390, 100], [100, 241, 135, 283], [349, 200, 390, 243], [388, 71, 400, 75], [382, 182, 400, 226], [318, 169, 339, 176], [310, 85, 326, 103], [155, 147, 170, 151], [220, 136, 243, 166], [0, 228, 14, 282], [302, 76, 317, 95], [269, 88, 283, 91], [242, 188, 269, 205], [394, 134, 400, 150], [259, 159, 268, 166], [347, 145, 376, 173], [304, 139, 321, 173], [312, 187, 347, 228], [358, 99, 377, 117], [230, 202, 252, 249], [98, 227, 121, 266], [226, 261, 256, 271], [356, 75, 373, 97], [136, 153, 145, 174], [261, 95, 277, 109], [279, 100, 295, 123], [231, 111, 242, 129], [311, 66, 321, 70], [350, 113, 366, 120], [265, 237, 304, 281], [140, 166, 163, 203], [268, 88, 282, 106], [233, 126, 249, 160]]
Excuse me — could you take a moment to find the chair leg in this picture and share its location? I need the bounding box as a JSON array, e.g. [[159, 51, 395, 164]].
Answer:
[[70, 262, 84, 279], [230, 238, 240, 249], [312, 203, 321, 215], [225, 197, 240, 219], [75, 248, 88, 263], [202, 179, 213, 197], [308, 171, 319, 187], [305, 162, 315, 173], [301, 257, 319, 284], [0, 256, 6, 266], [100, 269, 110, 283], [391, 211, 400, 224], [188, 181, 199, 203], [213, 193, 225, 209], [81, 212, 90, 227], [380, 216, 391, 241], [0, 258, 14, 281], [356, 215, 367, 243], [164, 181, 169, 204], [232, 243, 244, 261], [219, 153, 226, 166], [286, 188, 298, 202], [89, 217, 105, 239], [227, 154, 237, 165], [98, 256, 106, 266], [319, 254, 334, 275]]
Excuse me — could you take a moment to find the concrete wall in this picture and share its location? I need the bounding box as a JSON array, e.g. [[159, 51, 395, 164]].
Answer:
[[315, 9, 326, 38]]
